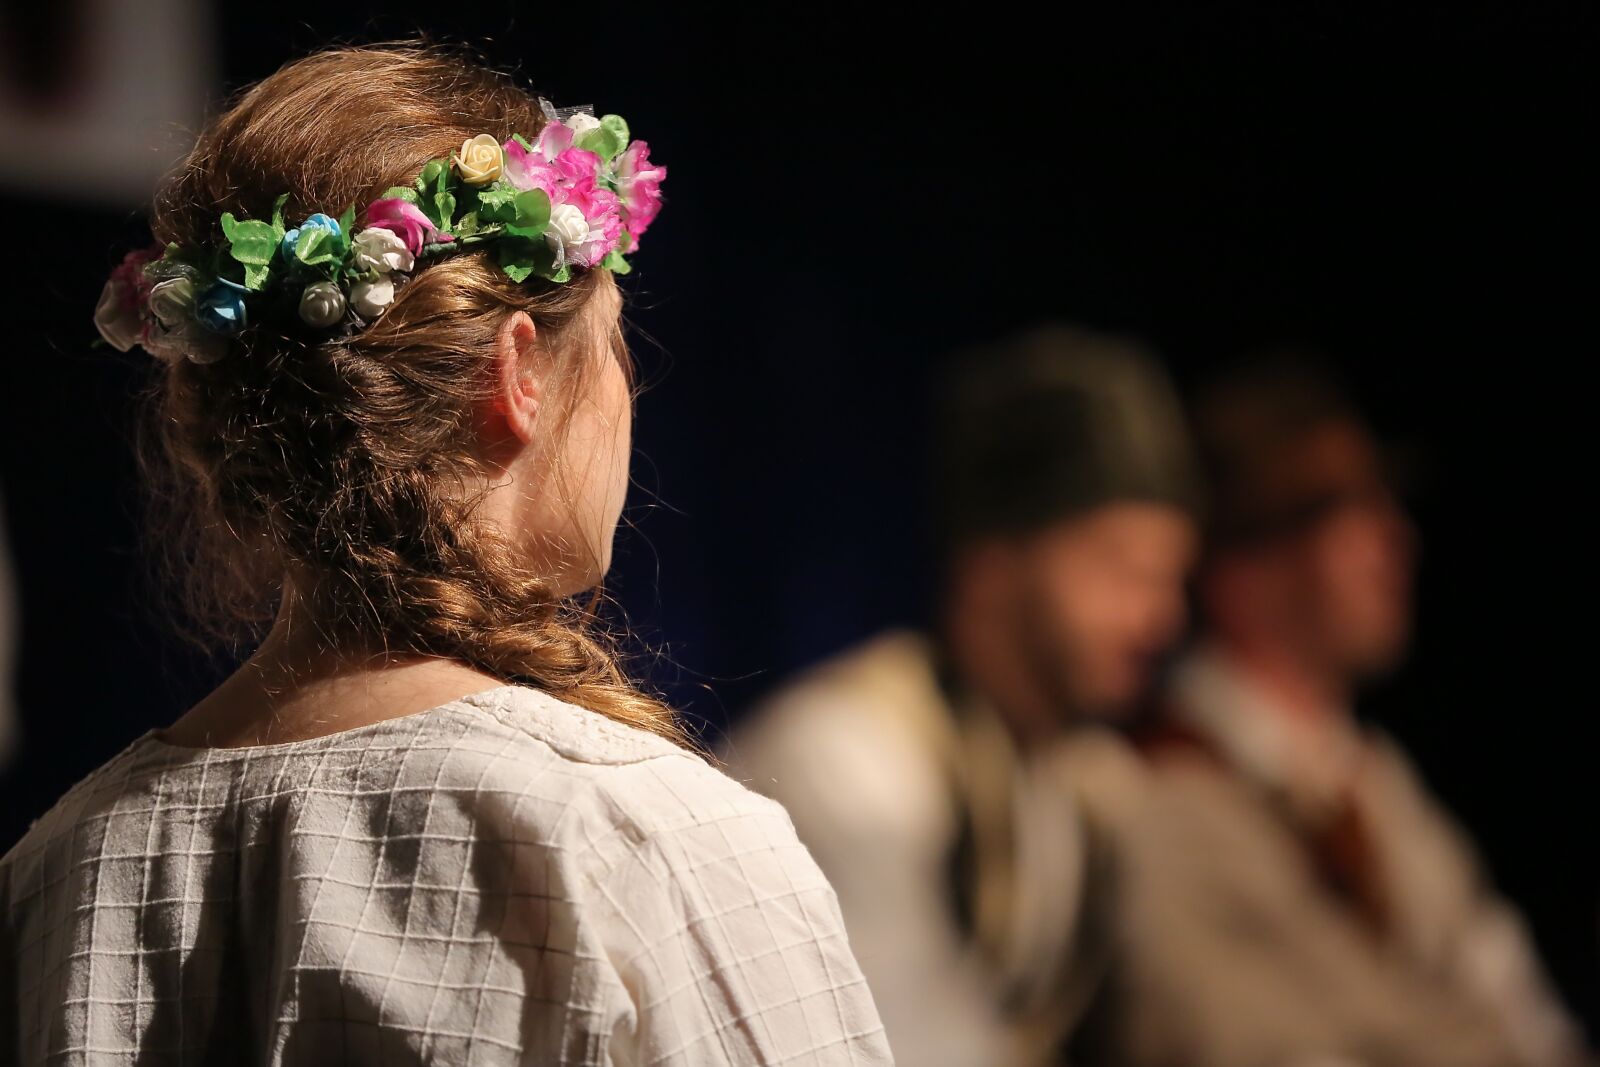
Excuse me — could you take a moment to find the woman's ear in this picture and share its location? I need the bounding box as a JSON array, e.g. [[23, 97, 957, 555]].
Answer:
[[493, 311, 542, 445]]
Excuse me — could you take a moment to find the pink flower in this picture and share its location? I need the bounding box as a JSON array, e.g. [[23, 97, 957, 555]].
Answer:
[[503, 147, 557, 200], [94, 246, 161, 351], [363, 198, 452, 255], [502, 138, 547, 195], [553, 147, 603, 187], [503, 122, 578, 193], [504, 129, 624, 269], [113, 246, 160, 307], [614, 140, 666, 239], [505, 137, 602, 196], [535, 121, 575, 158], [562, 172, 623, 267], [548, 162, 622, 268]]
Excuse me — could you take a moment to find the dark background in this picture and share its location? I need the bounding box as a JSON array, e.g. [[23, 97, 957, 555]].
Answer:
[[1, 0, 1593, 1032]]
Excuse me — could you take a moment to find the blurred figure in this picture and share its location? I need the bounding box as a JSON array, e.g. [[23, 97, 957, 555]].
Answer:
[[0, 0, 211, 204], [0, 489, 15, 769], [723, 325, 1201, 1066], [1086, 357, 1589, 1067]]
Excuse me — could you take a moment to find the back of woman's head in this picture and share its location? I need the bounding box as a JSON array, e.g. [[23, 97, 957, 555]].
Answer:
[[139, 42, 683, 742]]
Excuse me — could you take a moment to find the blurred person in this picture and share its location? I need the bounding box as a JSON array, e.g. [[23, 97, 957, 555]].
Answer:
[[0, 489, 15, 769], [722, 325, 1202, 1066], [1084, 357, 1589, 1067], [0, 44, 892, 1065]]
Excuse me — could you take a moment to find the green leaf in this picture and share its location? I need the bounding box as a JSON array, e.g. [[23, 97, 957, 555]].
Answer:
[[478, 187, 550, 237], [220, 213, 278, 266], [293, 226, 338, 267], [476, 184, 518, 217], [380, 186, 420, 204], [145, 254, 199, 284], [601, 114, 630, 148], [497, 234, 558, 282], [243, 261, 272, 290], [336, 203, 356, 237], [503, 189, 550, 238], [453, 209, 483, 237], [575, 124, 625, 164], [515, 189, 551, 227], [600, 250, 632, 275], [406, 155, 457, 230], [511, 132, 534, 152], [415, 159, 445, 197], [497, 237, 534, 281], [270, 193, 290, 240], [433, 189, 457, 230]]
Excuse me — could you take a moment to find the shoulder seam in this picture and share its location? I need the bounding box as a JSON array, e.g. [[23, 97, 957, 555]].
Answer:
[[460, 686, 699, 767]]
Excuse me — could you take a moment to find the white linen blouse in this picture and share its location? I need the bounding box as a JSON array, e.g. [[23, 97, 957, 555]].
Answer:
[[0, 685, 893, 1065]]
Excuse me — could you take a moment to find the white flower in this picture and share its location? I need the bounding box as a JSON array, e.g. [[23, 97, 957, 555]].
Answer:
[[566, 113, 602, 139], [93, 277, 143, 352], [348, 277, 396, 319], [298, 281, 346, 328], [350, 228, 415, 274], [544, 203, 591, 271], [454, 133, 504, 185], [146, 277, 196, 329]]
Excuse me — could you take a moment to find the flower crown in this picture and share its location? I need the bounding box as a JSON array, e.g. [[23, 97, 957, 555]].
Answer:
[[94, 101, 666, 365]]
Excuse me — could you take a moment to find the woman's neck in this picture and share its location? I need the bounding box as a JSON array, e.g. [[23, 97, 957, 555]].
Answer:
[[158, 590, 507, 748]]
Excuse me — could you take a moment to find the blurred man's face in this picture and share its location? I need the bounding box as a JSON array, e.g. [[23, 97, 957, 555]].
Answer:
[[1013, 502, 1198, 719], [1217, 419, 1417, 681], [1293, 487, 1415, 679]]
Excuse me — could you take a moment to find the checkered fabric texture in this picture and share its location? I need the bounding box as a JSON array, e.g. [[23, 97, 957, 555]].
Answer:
[[0, 685, 893, 1065]]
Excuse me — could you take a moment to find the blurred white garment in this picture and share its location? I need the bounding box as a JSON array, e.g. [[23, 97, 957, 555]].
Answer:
[[724, 630, 1100, 1067], [0, 0, 213, 204], [1076, 642, 1590, 1067]]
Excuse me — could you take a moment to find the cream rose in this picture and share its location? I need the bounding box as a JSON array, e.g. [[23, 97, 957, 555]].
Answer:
[[350, 228, 415, 274], [298, 281, 346, 328], [348, 277, 396, 319], [146, 277, 196, 329], [454, 133, 504, 185]]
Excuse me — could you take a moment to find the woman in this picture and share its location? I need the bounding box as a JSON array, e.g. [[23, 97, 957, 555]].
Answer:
[[0, 42, 891, 1065]]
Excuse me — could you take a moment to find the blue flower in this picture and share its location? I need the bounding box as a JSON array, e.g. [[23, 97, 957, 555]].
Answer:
[[280, 212, 343, 260], [195, 277, 249, 335]]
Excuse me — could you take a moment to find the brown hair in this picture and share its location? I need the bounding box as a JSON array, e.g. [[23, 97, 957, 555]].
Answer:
[[1190, 353, 1386, 554], [139, 41, 686, 744]]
